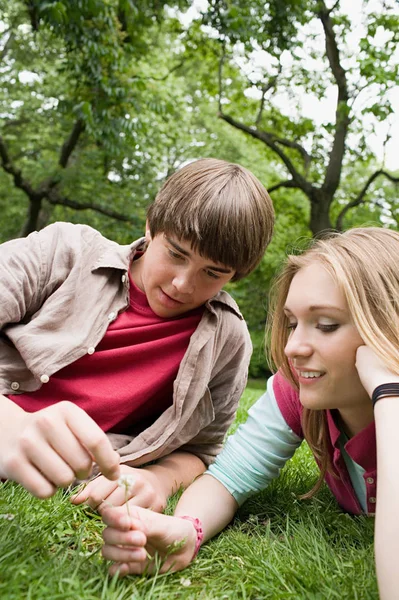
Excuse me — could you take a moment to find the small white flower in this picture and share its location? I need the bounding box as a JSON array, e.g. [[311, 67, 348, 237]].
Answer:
[[118, 474, 135, 492], [180, 577, 191, 587], [0, 513, 15, 520]]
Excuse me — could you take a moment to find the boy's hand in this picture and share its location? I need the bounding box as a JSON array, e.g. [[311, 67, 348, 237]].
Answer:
[[101, 505, 197, 576], [0, 400, 120, 498], [356, 346, 399, 398], [71, 464, 166, 513]]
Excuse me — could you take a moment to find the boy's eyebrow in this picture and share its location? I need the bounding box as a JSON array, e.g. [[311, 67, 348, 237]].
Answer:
[[166, 237, 233, 273]]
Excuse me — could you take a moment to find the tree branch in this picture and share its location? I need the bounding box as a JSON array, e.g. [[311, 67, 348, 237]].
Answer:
[[0, 31, 14, 62], [0, 134, 137, 228], [335, 169, 399, 230], [267, 179, 300, 193], [130, 61, 185, 82], [255, 67, 281, 128], [0, 136, 40, 199], [273, 137, 312, 175], [219, 111, 312, 194], [47, 189, 138, 223], [317, 0, 350, 196], [59, 119, 85, 168], [218, 42, 227, 114]]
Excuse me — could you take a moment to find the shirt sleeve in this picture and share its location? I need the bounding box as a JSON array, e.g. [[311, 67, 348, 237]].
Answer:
[[207, 375, 303, 505]]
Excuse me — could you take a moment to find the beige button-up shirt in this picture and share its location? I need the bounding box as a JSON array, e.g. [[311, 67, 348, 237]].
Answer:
[[0, 223, 252, 466]]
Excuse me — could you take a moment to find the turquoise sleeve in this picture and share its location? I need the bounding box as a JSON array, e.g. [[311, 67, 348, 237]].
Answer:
[[207, 375, 302, 505]]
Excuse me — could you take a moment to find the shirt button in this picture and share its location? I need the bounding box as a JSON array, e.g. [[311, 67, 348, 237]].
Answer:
[[10, 382, 20, 391], [108, 312, 116, 321], [366, 477, 374, 484], [87, 347, 95, 355], [121, 274, 127, 283], [40, 374, 49, 384], [369, 497, 376, 504]]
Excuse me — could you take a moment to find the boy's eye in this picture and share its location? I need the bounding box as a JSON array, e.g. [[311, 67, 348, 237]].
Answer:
[[169, 250, 184, 260], [206, 270, 220, 280], [317, 323, 339, 333]]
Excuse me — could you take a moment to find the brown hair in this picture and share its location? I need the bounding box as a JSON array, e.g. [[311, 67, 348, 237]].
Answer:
[[146, 158, 274, 281], [268, 227, 399, 496]]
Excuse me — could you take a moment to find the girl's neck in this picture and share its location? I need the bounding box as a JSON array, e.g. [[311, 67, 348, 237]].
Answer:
[[335, 403, 374, 438]]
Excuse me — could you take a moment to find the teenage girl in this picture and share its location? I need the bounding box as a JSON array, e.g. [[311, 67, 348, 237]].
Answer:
[[99, 227, 399, 600]]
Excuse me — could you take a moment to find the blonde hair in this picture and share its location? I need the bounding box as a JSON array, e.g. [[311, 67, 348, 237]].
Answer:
[[268, 227, 399, 495], [147, 158, 274, 281]]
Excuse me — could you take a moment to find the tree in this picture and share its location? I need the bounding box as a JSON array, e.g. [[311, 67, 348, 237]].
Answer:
[[0, 0, 191, 238], [188, 0, 399, 235]]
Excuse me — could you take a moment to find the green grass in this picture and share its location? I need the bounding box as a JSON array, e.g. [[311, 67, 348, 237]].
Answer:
[[0, 382, 377, 599]]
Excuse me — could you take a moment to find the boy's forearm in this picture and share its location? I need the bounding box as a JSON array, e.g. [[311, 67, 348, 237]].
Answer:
[[374, 397, 399, 600], [144, 451, 206, 503], [173, 473, 238, 543]]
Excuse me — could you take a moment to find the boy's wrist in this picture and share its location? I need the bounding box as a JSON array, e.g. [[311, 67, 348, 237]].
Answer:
[[142, 464, 171, 507]]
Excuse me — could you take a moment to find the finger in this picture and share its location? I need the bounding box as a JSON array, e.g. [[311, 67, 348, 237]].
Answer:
[[8, 458, 57, 499], [61, 403, 120, 480], [102, 543, 147, 563], [120, 491, 154, 511], [71, 477, 121, 509], [109, 561, 146, 577], [33, 425, 94, 481], [18, 434, 78, 489], [103, 526, 146, 547], [95, 487, 130, 511], [101, 506, 140, 530]]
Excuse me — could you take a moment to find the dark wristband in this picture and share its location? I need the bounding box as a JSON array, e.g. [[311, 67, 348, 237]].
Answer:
[[371, 383, 399, 407]]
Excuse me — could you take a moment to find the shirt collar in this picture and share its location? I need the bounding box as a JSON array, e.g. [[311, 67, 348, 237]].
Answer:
[[91, 237, 146, 272], [327, 409, 376, 472]]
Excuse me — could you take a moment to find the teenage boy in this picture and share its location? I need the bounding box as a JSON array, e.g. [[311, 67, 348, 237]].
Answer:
[[0, 158, 274, 513]]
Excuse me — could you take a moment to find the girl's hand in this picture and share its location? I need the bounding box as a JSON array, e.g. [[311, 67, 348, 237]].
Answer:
[[356, 346, 399, 398], [101, 505, 197, 576], [71, 464, 166, 513]]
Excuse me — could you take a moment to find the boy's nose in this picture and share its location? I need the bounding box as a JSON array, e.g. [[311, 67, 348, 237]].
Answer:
[[172, 272, 195, 295]]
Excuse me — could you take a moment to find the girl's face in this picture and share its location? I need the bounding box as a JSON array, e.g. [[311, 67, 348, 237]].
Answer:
[[283, 262, 371, 416]]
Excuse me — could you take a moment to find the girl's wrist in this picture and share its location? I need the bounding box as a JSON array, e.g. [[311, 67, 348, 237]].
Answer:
[[372, 382, 399, 407], [177, 516, 204, 560]]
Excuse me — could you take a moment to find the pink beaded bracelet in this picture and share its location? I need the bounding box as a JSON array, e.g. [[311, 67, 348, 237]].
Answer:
[[178, 516, 204, 559]]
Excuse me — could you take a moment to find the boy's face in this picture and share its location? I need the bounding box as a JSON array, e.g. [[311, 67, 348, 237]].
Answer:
[[130, 228, 235, 318]]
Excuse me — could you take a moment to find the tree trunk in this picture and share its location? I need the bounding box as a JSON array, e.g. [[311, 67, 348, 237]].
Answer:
[[20, 196, 43, 236], [309, 189, 334, 235]]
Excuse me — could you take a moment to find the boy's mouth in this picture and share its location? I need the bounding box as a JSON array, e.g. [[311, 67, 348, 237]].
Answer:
[[160, 288, 185, 305]]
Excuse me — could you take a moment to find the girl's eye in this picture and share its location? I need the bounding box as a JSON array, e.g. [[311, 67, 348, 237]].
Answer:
[[317, 324, 339, 333], [287, 323, 297, 330]]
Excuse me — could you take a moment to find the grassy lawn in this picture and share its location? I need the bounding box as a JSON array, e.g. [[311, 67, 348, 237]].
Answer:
[[0, 381, 377, 599]]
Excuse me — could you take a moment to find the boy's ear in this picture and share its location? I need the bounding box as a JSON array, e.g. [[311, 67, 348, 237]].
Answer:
[[145, 220, 152, 242]]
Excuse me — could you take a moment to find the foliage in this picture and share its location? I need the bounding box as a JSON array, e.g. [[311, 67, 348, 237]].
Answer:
[[0, 0, 194, 237], [185, 0, 399, 234]]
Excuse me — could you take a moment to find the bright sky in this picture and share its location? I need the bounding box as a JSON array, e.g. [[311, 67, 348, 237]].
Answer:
[[181, 0, 398, 171]]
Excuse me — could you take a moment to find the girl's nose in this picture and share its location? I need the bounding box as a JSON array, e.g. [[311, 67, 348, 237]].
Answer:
[[284, 328, 313, 359]]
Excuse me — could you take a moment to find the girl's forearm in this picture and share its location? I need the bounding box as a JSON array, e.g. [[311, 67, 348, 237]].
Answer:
[[374, 397, 399, 600], [173, 473, 239, 543]]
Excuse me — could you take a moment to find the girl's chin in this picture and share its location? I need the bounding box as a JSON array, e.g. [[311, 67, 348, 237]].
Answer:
[[299, 394, 328, 411]]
